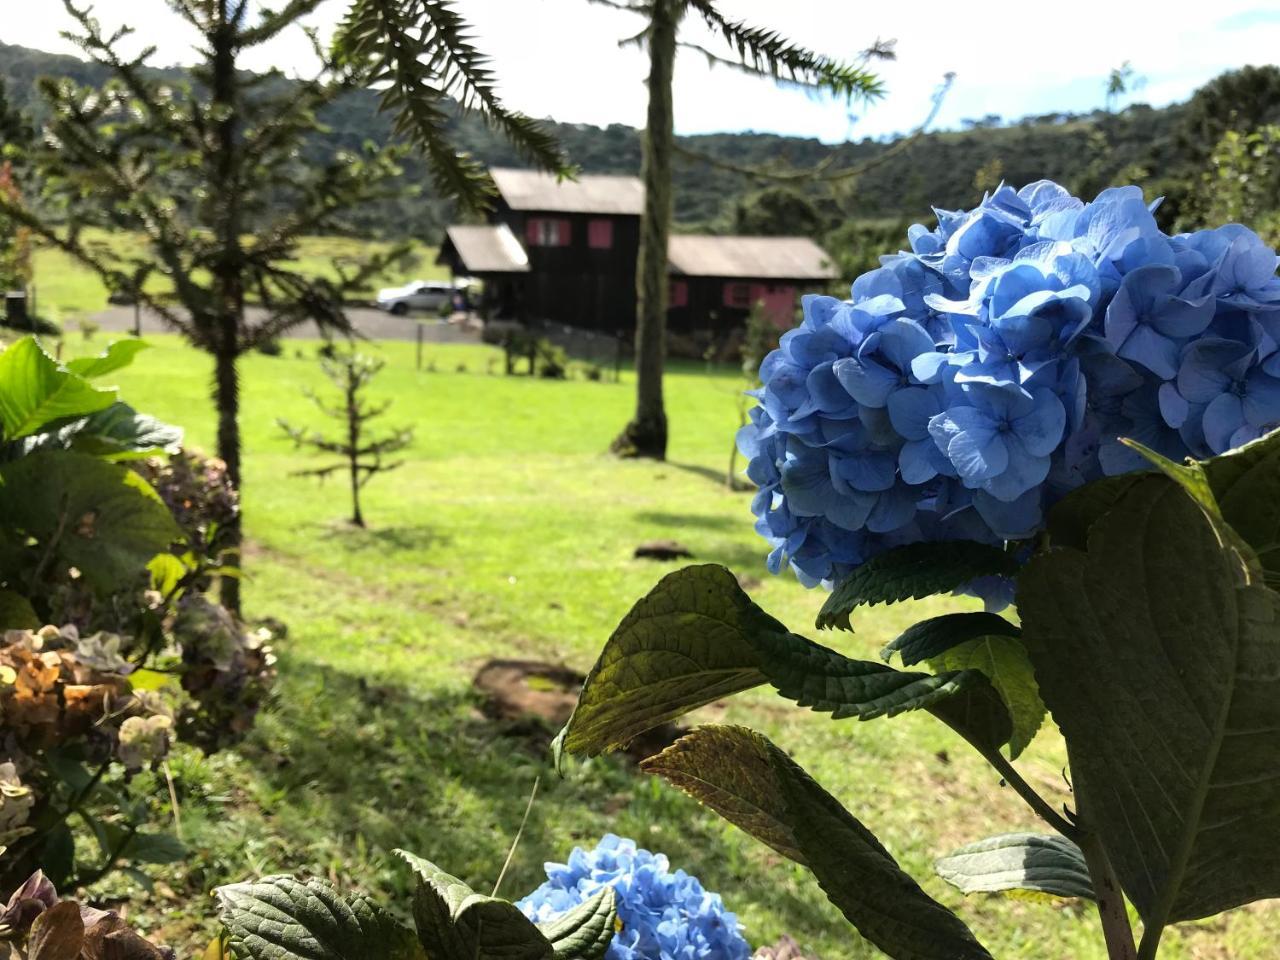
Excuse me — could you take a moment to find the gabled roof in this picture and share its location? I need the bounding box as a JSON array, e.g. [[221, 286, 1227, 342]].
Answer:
[[439, 224, 529, 274], [490, 167, 645, 215], [668, 235, 837, 281]]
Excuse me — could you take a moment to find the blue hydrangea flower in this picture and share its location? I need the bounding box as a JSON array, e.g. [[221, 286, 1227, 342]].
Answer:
[[517, 835, 751, 960], [737, 179, 1280, 607]]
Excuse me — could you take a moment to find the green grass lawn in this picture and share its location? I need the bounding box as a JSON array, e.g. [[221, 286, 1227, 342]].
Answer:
[[29, 232, 447, 321], [50, 333, 1279, 958]]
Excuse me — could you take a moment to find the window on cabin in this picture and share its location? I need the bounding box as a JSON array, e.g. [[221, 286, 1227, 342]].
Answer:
[[527, 218, 571, 247], [588, 219, 614, 249], [724, 282, 753, 308], [669, 280, 688, 308]]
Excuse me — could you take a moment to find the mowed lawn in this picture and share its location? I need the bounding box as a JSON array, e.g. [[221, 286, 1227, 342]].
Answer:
[[30, 232, 447, 320], [61, 334, 1276, 958]]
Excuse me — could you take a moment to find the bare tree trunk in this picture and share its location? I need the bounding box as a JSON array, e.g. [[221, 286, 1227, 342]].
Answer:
[[211, 1, 245, 614], [611, 0, 678, 460]]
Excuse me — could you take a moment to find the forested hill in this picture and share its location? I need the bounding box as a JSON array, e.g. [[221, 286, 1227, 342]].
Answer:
[[3, 40, 1277, 245]]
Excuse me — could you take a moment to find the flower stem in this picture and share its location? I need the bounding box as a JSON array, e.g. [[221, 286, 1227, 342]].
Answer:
[[974, 741, 1080, 841], [1078, 830, 1138, 960]]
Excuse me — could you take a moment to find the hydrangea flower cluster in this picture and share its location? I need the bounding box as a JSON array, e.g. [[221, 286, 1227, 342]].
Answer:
[[516, 834, 751, 960], [738, 181, 1280, 604]]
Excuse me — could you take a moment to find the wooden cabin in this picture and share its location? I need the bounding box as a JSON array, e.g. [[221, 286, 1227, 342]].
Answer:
[[437, 168, 836, 341]]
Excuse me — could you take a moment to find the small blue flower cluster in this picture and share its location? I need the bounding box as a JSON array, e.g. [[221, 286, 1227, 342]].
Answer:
[[516, 834, 751, 960], [739, 182, 1280, 604]]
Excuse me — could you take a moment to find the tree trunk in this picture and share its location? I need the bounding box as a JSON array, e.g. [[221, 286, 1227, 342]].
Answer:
[[611, 0, 678, 460], [213, 339, 242, 612], [211, 1, 245, 614], [347, 366, 364, 527]]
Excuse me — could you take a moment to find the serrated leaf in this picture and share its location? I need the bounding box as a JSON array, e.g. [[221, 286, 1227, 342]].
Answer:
[[0, 588, 38, 629], [642, 725, 992, 960], [881, 613, 1020, 666], [929, 636, 1044, 759], [935, 833, 1094, 901], [216, 875, 424, 960], [0, 337, 116, 440], [817, 541, 1018, 631], [537, 886, 616, 960], [1045, 474, 1145, 551], [65, 339, 149, 379], [0, 451, 182, 593], [555, 565, 1012, 764], [396, 850, 552, 960], [1019, 474, 1280, 926], [1201, 426, 1280, 584]]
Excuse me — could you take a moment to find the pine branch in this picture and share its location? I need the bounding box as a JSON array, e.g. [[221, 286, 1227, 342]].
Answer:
[[683, 0, 886, 101], [334, 0, 570, 211]]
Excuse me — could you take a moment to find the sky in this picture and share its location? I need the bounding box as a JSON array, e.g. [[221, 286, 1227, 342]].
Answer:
[[7, 1, 1280, 143]]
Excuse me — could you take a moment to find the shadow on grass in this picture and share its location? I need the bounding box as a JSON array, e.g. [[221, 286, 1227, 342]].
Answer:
[[316, 522, 454, 554], [633, 510, 738, 531], [230, 659, 839, 942]]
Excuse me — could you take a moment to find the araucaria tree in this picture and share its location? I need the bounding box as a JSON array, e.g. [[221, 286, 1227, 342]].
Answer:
[[601, 0, 883, 460], [278, 351, 412, 528], [3, 0, 566, 613]]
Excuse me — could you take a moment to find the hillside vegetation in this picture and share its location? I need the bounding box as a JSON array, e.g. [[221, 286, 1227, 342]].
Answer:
[[6, 41, 1278, 246]]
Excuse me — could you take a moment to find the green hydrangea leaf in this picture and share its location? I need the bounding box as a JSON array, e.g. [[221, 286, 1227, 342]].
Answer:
[[22, 401, 184, 461], [554, 565, 1012, 764], [935, 833, 1094, 901], [0, 337, 116, 440], [537, 886, 617, 960], [396, 850, 552, 960], [216, 875, 424, 960], [1201, 426, 1280, 583], [817, 541, 1019, 632], [929, 636, 1044, 759], [0, 451, 182, 593], [1019, 474, 1280, 927], [881, 612, 1020, 666], [65, 339, 150, 379], [642, 725, 992, 960]]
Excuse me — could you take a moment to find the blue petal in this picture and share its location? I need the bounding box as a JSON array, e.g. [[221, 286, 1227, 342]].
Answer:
[[833, 355, 900, 408], [1203, 393, 1244, 454], [936, 407, 1008, 481], [899, 438, 940, 484], [973, 487, 1043, 539], [1244, 370, 1280, 427], [1117, 323, 1180, 380], [1012, 389, 1067, 457], [981, 435, 1052, 502], [886, 387, 939, 441]]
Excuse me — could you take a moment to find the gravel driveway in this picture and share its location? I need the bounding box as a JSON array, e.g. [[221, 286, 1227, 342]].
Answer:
[[87, 304, 482, 344]]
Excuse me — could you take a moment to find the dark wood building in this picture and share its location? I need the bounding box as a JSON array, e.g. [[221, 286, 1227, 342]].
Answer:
[[437, 168, 836, 337]]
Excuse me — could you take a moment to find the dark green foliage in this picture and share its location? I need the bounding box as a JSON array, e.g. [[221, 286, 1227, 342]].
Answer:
[[553, 564, 1017, 762], [538, 887, 618, 960], [643, 725, 993, 960], [1019, 476, 1280, 930], [217, 875, 425, 960], [881, 612, 1021, 667], [334, 0, 569, 212], [816, 541, 1020, 631], [935, 833, 1095, 901]]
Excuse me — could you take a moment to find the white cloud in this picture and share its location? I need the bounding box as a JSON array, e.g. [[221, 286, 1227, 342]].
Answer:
[[8, 0, 1280, 142]]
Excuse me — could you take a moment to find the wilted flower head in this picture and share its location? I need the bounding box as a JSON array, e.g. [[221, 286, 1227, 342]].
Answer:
[[739, 181, 1280, 606], [517, 835, 751, 960]]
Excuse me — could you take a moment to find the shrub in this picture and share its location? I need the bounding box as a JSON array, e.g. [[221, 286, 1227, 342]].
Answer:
[[0, 337, 274, 892]]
